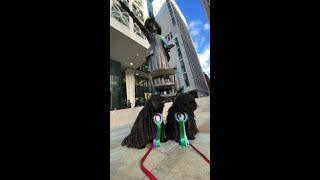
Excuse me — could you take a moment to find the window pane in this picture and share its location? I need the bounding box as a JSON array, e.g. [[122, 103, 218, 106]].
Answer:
[[177, 48, 182, 60], [183, 73, 190, 87], [110, 75, 121, 110], [167, 4, 172, 12], [174, 37, 180, 48], [169, 10, 174, 18], [172, 18, 176, 26], [180, 60, 186, 72]]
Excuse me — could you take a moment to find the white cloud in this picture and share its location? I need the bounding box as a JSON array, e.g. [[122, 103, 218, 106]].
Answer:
[[193, 36, 204, 51], [188, 20, 203, 37], [190, 29, 201, 37], [189, 20, 202, 29], [200, 36, 205, 45], [189, 20, 210, 76], [204, 23, 210, 31], [197, 44, 210, 77], [189, 20, 210, 53], [193, 41, 199, 51]]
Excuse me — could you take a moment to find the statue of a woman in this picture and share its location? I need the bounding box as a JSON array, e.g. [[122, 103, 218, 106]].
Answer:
[[119, 1, 175, 90]]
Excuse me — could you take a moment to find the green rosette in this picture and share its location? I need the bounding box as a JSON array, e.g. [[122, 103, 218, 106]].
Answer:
[[175, 113, 189, 147], [153, 113, 163, 147]]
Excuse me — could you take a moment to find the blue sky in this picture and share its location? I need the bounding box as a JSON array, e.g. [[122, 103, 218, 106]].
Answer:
[[175, 0, 211, 77]]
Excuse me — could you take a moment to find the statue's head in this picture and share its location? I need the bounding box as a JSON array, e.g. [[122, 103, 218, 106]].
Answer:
[[144, 17, 162, 35]]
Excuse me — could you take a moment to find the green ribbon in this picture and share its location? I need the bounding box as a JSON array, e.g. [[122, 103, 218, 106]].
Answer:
[[153, 113, 163, 147], [159, 35, 169, 48], [179, 120, 187, 147], [175, 113, 189, 147], [155, 122, 161, 147]]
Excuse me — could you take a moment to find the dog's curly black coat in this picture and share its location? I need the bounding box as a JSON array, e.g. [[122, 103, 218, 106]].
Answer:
[[165, 92, 199, 141], [121, 94, 168, 149]]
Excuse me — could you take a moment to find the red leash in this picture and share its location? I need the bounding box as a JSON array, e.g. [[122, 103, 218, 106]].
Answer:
[[140, 145, 158, 180], [189, 143, 210, 164], [140, 143, 210, 180]]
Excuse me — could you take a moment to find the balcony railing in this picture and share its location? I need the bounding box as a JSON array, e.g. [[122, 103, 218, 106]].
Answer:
[[111, 0, 146, 39], [111, 0, 130, 27]]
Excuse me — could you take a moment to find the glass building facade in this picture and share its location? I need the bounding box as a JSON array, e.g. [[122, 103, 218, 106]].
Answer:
[[135, 76, 150, 105], [110, 60, 152, 111], [110, 60, 122, 111]]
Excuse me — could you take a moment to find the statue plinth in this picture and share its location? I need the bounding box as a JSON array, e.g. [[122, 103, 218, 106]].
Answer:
[[150, 68, 177, 101], [150, 68, 176, 78]]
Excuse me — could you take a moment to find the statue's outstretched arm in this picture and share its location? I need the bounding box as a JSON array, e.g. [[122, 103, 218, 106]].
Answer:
[[166, 44, 175, 51], [119, 1, 149, 37]]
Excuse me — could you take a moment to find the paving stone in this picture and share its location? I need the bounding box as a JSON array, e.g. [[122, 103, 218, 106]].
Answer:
[[110, 146, 167, 180], [156, 146, 210, 180], [141, 169, 172, 180], [155, 146, 189, 173], [155, 140, 179, 155], [198, 121, 210, 134], [171, 148, 210, 179], [110, 127, 131, 141]]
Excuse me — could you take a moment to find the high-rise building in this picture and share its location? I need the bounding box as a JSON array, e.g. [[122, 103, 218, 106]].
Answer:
[[204, 72, 210, 91], [200, 0, 210, 25], [110, 0, 152, 110], [152, 0, 210, 97]]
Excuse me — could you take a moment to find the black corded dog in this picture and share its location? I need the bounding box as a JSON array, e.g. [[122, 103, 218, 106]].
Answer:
[[121, 94, 168, 149], [165, 92, 199, 142]]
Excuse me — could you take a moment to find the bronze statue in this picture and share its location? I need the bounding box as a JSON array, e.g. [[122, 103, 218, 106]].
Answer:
[[119, 1, 175, 94]]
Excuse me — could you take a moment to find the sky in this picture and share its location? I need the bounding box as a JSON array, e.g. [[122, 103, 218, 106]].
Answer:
[[174, 0, 211, 77]]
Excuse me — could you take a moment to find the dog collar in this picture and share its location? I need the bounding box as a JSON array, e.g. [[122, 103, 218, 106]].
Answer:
[[153, 113, 163, 124], [175, 113, 188, 123]]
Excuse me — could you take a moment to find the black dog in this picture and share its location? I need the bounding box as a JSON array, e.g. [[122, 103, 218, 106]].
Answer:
[[121, 94, 168, 149], [165, 92, 199, 142]]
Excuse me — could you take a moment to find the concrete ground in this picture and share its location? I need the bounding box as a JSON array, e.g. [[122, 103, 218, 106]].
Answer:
[[110, 112, 210, 180]]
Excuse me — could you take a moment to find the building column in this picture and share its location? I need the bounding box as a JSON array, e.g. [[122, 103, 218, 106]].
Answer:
[[125, 69, 135, 108]]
